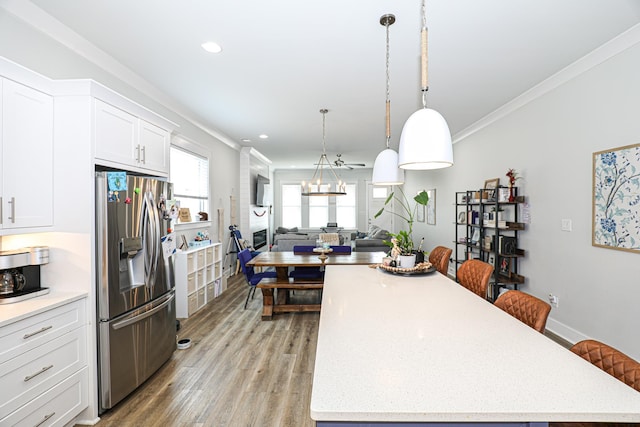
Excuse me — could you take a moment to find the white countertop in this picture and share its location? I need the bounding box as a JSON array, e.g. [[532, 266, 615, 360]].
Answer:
[[310, 265, 640, 423], [0, 290, 88, 327]]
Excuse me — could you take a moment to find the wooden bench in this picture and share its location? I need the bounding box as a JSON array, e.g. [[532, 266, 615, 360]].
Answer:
[[256, 277, 324, 320]]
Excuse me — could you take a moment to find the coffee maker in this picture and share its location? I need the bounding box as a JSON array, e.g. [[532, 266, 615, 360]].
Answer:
[[0, 246, 49, 303]]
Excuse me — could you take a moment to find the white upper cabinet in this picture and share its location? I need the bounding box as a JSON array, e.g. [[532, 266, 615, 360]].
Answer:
[[138, 119, 169, 173], [94, 99, 170, 175], [1, 78, 54, 232]]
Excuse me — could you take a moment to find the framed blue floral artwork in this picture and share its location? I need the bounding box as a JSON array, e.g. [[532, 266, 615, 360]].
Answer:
[[592, 143, 640, 252]]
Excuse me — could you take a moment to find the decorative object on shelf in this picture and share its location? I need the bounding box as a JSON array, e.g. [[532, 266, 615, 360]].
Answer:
[[302, 109, 346, 196], [178, 207, 191, 222], [593, 143, 640, 253], [198, 211, 208, 221], [483, 178, 500, 201], [505, 168, 522, 202], [426, 188, 436, 225], [398, 0, 453, 170], [372, 13, 405, 186]]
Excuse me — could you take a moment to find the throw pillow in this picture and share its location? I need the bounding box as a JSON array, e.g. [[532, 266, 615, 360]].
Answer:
[[371, 228, 389, 240]]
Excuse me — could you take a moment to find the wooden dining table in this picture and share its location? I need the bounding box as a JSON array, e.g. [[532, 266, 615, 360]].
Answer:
[[246, 251, 386, 319]]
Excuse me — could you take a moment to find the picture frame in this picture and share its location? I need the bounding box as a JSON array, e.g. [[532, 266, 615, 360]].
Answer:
[[499, 257, 511, 277], [426, 188, 436, 225], [458, 211, 466, 224], [484, 178, 500, 201], [416, 204, 425, 222], [593, 143, 640, 253]]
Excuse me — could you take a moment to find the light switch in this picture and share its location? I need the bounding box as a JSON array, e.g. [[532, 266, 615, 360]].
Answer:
[[561, 219, 572, 232]]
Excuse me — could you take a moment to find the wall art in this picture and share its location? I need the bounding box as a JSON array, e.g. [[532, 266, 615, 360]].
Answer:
[[592, 143, 640, 252]]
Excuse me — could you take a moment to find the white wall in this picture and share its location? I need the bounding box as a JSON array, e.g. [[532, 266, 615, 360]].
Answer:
[[403, 29, 640, 359]]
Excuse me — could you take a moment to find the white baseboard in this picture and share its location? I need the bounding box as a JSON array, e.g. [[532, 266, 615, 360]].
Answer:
[[545, 317, 589, 346]]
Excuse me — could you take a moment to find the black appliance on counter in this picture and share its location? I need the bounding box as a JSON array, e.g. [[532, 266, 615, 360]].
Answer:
[[0, 246, 49, 303]]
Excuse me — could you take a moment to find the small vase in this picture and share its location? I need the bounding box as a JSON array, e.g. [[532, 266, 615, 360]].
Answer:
[[398, 254, 416, 269], [508, 184, 515, 202]]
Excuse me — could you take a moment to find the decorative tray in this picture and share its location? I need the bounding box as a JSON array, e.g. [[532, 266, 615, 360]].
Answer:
[[376, 262, 436, 276]]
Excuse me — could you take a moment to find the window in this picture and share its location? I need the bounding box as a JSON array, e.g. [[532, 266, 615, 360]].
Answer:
[[309, 185, 329, 227], [336, 184, 356, 228], [280, 183, 356, 228], [281, 184, 302, 228], [170, 146, 209, 220]]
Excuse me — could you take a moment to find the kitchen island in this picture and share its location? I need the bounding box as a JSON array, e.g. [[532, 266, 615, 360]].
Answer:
[[310, 265, 640, 426]]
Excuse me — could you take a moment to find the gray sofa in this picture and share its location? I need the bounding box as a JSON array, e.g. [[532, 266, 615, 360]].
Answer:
[[353, 225, 391, 253], [271, 226, 345, 251]]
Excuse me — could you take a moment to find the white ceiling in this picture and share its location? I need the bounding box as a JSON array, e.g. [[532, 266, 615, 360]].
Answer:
[[21, 1, 640, 169]]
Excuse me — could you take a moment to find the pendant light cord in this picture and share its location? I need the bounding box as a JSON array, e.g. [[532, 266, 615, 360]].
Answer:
[[385, 19, 391, 149], [421, 0, 429, 109]]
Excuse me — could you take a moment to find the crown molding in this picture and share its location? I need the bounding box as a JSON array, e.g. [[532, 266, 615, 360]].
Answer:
[[1, 0, 240, 151], [453, 23, 640, 144]]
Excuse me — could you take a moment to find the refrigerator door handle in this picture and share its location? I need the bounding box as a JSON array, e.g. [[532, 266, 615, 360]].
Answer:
[[147, 193, 161, 277], [111, 292, 175, 330]]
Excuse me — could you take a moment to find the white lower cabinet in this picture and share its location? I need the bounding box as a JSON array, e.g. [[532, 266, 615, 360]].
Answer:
[[0, 298, 88, 426], [174, 243, 223, 318]]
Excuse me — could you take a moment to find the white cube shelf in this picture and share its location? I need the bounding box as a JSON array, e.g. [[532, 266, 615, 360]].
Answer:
[[174, 242, 223, 318]]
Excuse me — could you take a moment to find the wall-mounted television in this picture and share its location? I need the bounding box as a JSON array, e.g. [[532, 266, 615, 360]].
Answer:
[[255, 174, 271, 206]]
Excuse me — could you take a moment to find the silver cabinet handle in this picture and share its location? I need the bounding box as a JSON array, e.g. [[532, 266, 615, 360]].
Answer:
[[33, 412, 55, 427], [23, 325, 53, 339], [8, 196, 15, 223], [141, 145, 146, 164], [135, 144, 141, 162], [0, 196, 3, 225], [24, 364, 53, 382]]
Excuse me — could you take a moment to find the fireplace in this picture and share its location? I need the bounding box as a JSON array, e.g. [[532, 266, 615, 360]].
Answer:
[[253, 229, 267, 250]]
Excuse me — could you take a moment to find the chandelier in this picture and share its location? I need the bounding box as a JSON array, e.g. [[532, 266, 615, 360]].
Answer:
[[398, 0, 453, 170], [302, 109, 346, 196], [371, 13, 405, 186]]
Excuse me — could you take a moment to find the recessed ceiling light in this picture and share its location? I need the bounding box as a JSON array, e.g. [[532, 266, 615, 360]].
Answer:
[[259, 134, 269, 139], [201, 41, 222, 53], [241, 138, 251, 143]]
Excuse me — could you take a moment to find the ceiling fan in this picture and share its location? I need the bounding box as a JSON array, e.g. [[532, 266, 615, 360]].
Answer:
[[332, 154, 365, 170]]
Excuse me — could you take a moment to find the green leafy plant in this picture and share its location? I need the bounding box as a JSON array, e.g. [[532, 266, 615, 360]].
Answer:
[[386, 230, 414, 256], [374, 187, 429, 255]]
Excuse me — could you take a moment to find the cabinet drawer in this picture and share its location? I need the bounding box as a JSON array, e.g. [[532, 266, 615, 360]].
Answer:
[[0, 299, 85, 363], [196, 270, 204, 288], [205, 247, 214, 264], [197, 250, 204, 266], [186, 253, 195, 272], [207, 283, 215, 301], [0, 327, 87, 418], [205, 265, 213, 282], [0, 367, 88, 427], [187, 293, 198, 315], [186, 272, 196, 294], [197, 289, 205, 308]]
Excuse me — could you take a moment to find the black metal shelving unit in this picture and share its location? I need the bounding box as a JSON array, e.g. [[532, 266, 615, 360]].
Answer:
[[454, 187, 526, 301]]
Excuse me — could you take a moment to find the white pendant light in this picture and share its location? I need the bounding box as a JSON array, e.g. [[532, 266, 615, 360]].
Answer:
[[372, 14, 405, 186], [398, 0, 453, 170]]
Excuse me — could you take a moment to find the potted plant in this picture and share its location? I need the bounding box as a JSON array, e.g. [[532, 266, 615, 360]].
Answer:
[[374, 187, 429, 267], [387, 230, 418, 268]]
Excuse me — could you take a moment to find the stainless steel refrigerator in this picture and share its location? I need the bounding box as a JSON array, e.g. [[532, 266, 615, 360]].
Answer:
[[95, 171, 176, 413]]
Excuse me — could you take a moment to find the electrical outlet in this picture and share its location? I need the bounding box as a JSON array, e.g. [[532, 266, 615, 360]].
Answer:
[[548, 294, 559, 308], [561, 219, 572, 232]]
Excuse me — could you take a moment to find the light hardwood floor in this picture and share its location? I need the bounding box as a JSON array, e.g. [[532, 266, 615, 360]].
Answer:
[[96, 274, 320, 427]]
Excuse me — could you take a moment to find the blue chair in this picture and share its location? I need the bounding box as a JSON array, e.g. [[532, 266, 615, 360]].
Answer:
[[290, 246, 324, 280], [329, 245, 351, 254], [238, 249, 277, 309]]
